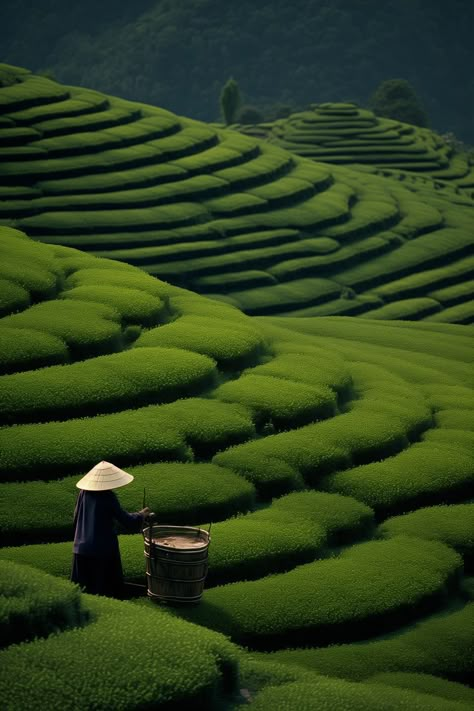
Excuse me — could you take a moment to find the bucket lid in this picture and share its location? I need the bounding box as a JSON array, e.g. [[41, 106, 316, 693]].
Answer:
[[76, 461, 134, 491]]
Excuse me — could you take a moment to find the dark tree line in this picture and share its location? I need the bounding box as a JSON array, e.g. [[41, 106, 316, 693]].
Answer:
[[1, 0, 472, 142]]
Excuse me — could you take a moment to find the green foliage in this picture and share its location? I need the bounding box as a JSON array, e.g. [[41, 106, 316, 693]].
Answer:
[[0, 64, 24, 87], [0, 226, 61, 301], [135, 294, 267, 366], [0, 461, 256, 545], [1, 299, 123, 359], [0, 73, 67, 111], [220, 77, 241, 125], [238, 104, 265, 124], [264, 602, 474, 683], [0, 73, 472, 322], [0, 592, 239, 710], [0, 491, 371, 587], [0, 279, 30, 317], [214, 361, 432, 496], [0, 217, 472, 708], [61, 285, 166, 325], [323, 439, 474, 515], [0, 347, 217, 424], [0, 326, 69, 374], [378, 504, 474, 561], [0, 560, 87, 648], [206, 490, 372, 585], [367, 672, 474, 707], [0, 398, 255, 481], [179, 537, 461, 647], [370, 78, 429, 128], [249, 677, 471, 710], [213, 373, 337, 429]]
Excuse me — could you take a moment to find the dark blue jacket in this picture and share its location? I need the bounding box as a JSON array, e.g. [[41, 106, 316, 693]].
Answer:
[[73, 490, 142, 556]]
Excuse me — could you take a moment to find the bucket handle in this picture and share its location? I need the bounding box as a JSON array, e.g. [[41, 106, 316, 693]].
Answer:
[[203, 521, 212, 543]]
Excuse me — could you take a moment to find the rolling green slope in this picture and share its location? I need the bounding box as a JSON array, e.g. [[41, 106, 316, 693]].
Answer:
[[0, 65, 473, 322], [0, 230, 473, 708], [239, 102, 474, 194]]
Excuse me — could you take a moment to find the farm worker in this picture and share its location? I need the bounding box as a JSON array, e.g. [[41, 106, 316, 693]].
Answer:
[[71, 460, 150, 597]]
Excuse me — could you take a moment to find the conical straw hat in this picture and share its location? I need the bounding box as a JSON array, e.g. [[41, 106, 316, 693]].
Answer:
[[76, 461, 134, 491]]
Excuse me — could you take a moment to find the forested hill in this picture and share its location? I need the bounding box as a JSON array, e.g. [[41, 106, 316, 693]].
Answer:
[[1, 0, 473, 143]]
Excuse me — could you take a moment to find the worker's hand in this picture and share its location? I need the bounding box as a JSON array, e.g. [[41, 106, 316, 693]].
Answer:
[[139, 507, 151, 519]]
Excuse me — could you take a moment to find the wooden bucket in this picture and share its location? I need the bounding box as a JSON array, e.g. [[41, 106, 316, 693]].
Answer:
[[143, 524, 210, 603]]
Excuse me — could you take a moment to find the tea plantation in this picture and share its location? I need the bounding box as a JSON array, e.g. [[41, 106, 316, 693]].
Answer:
[[239, 102, 474, 195], [0, 65, 473, 709], [0, 64, 473, 322]]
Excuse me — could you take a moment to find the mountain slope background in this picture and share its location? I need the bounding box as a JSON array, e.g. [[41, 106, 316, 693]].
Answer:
[[1, 0, 473, 143]]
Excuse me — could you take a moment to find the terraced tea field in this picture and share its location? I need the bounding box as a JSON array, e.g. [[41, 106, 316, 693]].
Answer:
[[0, 65, 473, 322], [0, 229, 473, 709], [239, 102, 474, 195]]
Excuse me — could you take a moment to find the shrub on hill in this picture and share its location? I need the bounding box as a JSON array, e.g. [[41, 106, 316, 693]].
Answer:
[[369, 79, 429, 128]]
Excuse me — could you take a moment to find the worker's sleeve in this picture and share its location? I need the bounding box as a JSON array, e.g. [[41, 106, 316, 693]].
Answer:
[[110, 494, 142, 532]]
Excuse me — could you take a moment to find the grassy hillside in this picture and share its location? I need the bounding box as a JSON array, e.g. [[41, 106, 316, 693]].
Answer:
[[0, 229, 473, 708], [239, 102, 474, 195], [0, 65, 473, 322]]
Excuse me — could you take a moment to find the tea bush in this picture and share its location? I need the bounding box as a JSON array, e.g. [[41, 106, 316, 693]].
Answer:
[[0, 74, 67, 111], [180, 537, 461, 648], [136, 315, 266, 367], [378, 504, 474, 564], [1, 299, 123, 359], [367, 672, 474, 707], [425, 301, 474, 324], [36, 174, 227, 211], [323, 439, 474, 515], [0, 398, 255, 481], [264, 602, 474, 683], [213, 362, 432, 496], [0, 327, 69, 374], [359, 297, 440, 320], [248, 677, 471, 711], [0, 279, 30, 316], [1, 70, 473, 321], [0, 590, 239, 710], [61, 285, 166, 325], [0, 226, 61, 301], [0, 560, 87, 648], [0, 347, 217, 424], [0, 491, 372, 585], [0, 456, 257, 543], [213, 374, 337, 428]]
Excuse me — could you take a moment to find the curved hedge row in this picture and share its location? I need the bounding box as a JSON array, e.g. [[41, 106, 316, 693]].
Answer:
[[0, 560, 87, 648], [367, 673, 474, 707], [248, 678, 470, 711], [0, 398, 256, 481], [213, 361, 433, 496], [261, 602, 474, 684], [0, 221, 472, 707], [243, 102, 472, 190], [321, 439, 474, 516], [0, 585, 239, 710], [0, 347, 217, 424], [0, 461, 256, 545], [378, 504, 474, 568], [0, 491, 373, 585], [179, 536, 461, 648], [1, 67, 473, 321]]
